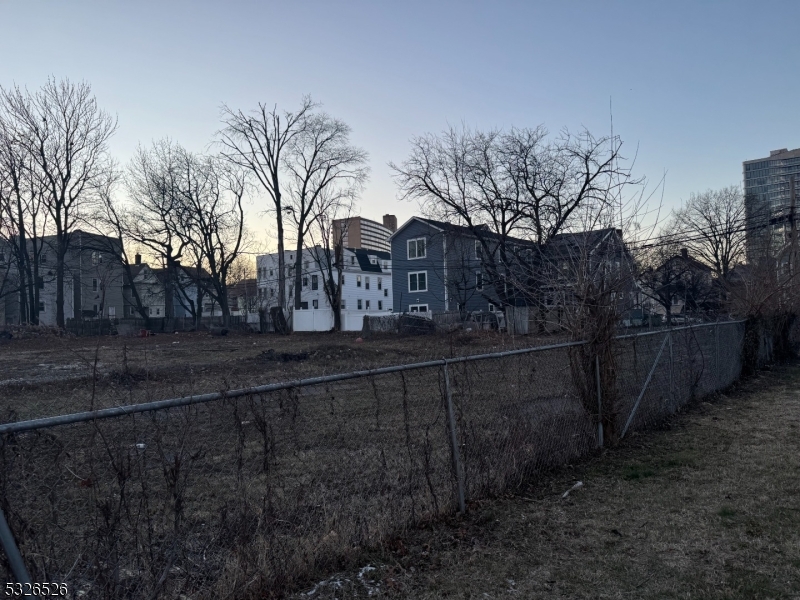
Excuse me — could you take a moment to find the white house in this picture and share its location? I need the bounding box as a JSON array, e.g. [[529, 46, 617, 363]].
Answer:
[[256, 246, 392, 331]]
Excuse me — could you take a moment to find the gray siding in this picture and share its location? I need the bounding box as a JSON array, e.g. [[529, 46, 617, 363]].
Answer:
[[391, 220, 448, 313]]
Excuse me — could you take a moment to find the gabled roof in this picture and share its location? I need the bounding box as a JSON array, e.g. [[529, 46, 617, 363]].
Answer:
[[389, 216, 536, 247], [351, 248, 383, 273]]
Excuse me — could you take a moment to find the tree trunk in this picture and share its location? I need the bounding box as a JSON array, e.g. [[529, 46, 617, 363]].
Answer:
[[294, 240, 303, 311], [55, 232, 65, 328]]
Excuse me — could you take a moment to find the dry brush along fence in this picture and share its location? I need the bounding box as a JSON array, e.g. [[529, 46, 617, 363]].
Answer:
[[0, 321, 752, 598]]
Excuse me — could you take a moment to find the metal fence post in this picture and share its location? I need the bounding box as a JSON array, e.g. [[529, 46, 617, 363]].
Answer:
[[715, 322, 720, 385], [442, 362, 466, 513], [668, 332, 674, 404], [595, 354, 603, 449], [0, 506, 34, 591]]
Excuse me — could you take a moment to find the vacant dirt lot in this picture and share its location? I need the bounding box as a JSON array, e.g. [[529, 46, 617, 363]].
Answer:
[[0, 328, 560, 421], [291, 363, 800, 599]]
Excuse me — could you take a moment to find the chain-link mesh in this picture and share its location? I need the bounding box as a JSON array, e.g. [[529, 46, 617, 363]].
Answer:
[[0, 322, 746, 598]]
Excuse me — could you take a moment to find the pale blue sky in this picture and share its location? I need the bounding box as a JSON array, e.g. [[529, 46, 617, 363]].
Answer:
[[1, 1, 798, 238]]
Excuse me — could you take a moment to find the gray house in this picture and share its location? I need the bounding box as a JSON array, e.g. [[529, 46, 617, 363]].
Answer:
[[2, 230, 126, 325], [390, 217, 531, 315]]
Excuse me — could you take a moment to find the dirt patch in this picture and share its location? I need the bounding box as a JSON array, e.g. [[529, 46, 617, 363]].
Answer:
[[288, 363, 800, 599]]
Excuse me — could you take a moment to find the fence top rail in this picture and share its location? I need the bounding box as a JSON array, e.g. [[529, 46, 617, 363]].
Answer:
[[614, 319, 746, 340], [0, 339, 587, 435]]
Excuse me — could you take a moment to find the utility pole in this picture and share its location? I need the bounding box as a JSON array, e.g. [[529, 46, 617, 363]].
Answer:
[[791, 175, 797, 280]]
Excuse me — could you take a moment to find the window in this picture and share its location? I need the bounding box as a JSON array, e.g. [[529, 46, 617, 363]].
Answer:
[[312, 299, 318, 309], [38, 301, 45, 313], [156, 307, 161, 316], [408, 271, 427, 292], [384, 288, 388, 297], [378, 300, 383, 310], [311, 275, 318, 290], [407, 238, 426, 259], [302, 276, 308, 287], [357, 275, 362, 287], [92, 278, 98, 292], [351, 256, 356, 265], [409, 304, 428, 313], [108, 307, 116, 318], [488, 303, 496, 313], [366, 300, 371, 310], [300, 301, 309, 310], [91, 251, 102, 265], [377, 277, 382, 290], [341, 275, 345, 285], [269, 269, 273, 277], [37, 276, 44, 290], [357, 299, 363, 310], [340, 299, 346, 309], [40, 253, 47, 265], [365, 277, 370, 290], [476, 272, 483, 291], [475, 240, 482, 260]]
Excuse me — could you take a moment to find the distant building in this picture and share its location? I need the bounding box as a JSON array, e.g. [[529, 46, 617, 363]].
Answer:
[[2, 230, 125, 325], [743, 147, 800, 260], [332, 214, 397, 253], [256, 246, 392, 331]]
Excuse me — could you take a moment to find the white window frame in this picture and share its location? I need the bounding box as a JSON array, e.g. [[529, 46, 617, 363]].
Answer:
[[357, 275, 362, 288], [488, 303, 496, 313], [409, 304, 428, 313], [340, 299, 346, 309], [407, 238, 426, 260], [365, 276, 370, 290], [312, 299, 318, 309], [408, 271, 427, 292]]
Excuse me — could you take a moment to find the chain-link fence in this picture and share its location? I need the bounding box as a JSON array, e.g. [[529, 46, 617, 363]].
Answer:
[[0, 321, 746, 598]]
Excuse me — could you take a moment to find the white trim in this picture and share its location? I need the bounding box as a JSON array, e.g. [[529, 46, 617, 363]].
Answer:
[[408, 271, 428, 292], [409, 304, 429, 313], [407, 237, 427, 260]]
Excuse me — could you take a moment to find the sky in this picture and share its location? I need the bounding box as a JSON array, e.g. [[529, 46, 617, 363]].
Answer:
[[1, 0, 798, 248]]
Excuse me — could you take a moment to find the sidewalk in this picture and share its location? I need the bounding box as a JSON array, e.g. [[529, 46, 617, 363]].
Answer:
[[296, 363, 800, 599]]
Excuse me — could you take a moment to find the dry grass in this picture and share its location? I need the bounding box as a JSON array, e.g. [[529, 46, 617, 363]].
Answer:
[[290, 362, 800, 599], [0, 329, 563, 421]]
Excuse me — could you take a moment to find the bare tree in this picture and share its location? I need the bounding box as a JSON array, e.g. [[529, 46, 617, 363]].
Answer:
[[218, 98, 315, 319], [668, 186, 746, 280], [391, 124, 635, 312], [125, 139, 195, 319], [0, 114, 49, 324], [178, 156, 251, 326], [284, 112, 368, 311], [0, 79, 116, 327], [306, 193, 354, 331]]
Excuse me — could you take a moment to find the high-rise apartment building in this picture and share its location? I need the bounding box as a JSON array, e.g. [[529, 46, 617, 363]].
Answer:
[[743, 148, 800, 260], [332, 214, 397, 253]]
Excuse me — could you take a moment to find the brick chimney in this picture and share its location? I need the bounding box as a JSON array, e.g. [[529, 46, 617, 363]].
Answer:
[[383, 214, 398, 232], [135, 253, 141, 265], [680, 248, 688, 259]]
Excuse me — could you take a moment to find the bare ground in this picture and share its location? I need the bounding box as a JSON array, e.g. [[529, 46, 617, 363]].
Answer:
[[290, 363, 800, 599], [0, 328, 558, 421]]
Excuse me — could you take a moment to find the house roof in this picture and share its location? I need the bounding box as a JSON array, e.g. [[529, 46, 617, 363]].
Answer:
[[351, 248, 383, 273], [227, 278, 258, 299], [389, 216, 537, 247]]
